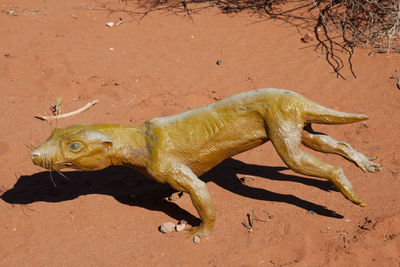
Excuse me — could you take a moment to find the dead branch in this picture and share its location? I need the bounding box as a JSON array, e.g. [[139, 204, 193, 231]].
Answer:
[[35, 100, 99, 121], [88, 0, 399, 78]]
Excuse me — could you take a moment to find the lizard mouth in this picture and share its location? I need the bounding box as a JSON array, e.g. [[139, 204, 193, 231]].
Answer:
[[39, 161, 73, 170], [56, 162, 72, 166], [31, 149, 73, 170], [53, 162, 73, 169]]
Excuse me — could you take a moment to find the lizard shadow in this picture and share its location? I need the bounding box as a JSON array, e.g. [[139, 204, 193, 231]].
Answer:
[[1, 158, 342, 226]]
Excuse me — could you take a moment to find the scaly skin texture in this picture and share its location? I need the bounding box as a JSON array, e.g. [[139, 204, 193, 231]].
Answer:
[[31, 88, 382, 240]]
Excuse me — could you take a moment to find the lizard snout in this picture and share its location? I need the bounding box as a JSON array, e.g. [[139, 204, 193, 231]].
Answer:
[[30, 148, 52, 169], [30, 149, 41, 160]]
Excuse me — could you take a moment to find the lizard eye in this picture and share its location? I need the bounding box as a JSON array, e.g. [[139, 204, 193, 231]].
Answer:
[[68, 141, 82, 152]]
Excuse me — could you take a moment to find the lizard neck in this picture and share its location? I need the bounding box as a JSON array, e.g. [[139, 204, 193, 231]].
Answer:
[[101, 125, 149, 170]]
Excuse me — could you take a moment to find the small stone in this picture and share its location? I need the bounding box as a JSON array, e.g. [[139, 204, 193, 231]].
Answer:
[[175, 223, 186, 232], [193, 235, 200, 244], [159, 222, 175, 234], [216, 60, 222, 65], [308, 210, 316, 214], [106, 22, 114, 27], [301, 33, 313, 43], [179, 219, 188, 225]]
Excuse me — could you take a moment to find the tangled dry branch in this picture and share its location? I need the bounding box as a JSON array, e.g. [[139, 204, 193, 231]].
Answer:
[[103, 0, 400, 78]]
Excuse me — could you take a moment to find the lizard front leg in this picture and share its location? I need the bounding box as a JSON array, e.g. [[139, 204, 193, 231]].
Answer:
[[148, 163, 216, 239]]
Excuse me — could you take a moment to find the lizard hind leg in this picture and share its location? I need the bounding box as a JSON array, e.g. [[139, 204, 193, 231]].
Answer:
[[301, 124, 382, 173], [269, 121, 366, 206]]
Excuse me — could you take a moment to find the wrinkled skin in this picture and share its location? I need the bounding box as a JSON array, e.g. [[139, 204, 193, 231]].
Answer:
[[31, 88, 382, 240]]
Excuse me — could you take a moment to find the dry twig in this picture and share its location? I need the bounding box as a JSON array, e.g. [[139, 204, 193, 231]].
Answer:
[[49, 97, 62, 115], [35, 100, 99, 121], [242, 210, 256, 232], [125, 95, 136, 105], [255, 210, 273, 222]]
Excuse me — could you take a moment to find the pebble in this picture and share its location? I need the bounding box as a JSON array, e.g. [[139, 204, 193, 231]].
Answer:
[[159, 222, 175, 234], [301, 33, 313, 43], [193, 236, 200, 244], [175, 223, 186, 232]]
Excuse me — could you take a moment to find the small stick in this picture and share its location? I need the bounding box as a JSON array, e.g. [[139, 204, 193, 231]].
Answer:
[[35, 99, 98, 121], [49, 97, 62, 115], [115, 17, 123, 26], [125, 95, 136, 105], [251, 210, 255, 228], [255, 210, 273, 222], [241, 210, 256, 232]]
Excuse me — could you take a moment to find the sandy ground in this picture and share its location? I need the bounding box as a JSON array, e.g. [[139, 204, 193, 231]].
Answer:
[[1, 0, 399, 266]]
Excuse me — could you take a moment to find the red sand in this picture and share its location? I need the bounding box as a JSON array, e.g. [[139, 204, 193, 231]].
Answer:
[[1, 0, 399, 266]]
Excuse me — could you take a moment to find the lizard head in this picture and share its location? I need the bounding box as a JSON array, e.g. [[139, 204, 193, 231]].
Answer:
[[30, 124, 113, 171]]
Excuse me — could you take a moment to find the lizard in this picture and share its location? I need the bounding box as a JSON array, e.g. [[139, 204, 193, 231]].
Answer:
[[30, 88, 382, 240]]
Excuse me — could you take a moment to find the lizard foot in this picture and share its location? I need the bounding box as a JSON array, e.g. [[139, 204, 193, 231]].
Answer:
[[186, 224, 212, 241]]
